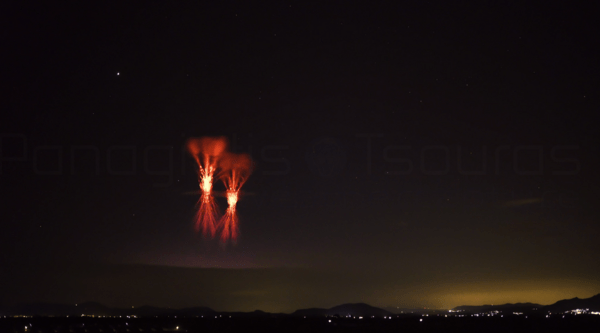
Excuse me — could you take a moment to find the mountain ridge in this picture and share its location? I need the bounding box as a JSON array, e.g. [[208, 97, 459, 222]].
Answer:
[[3, 294, 600, 317], [0, 302, 392, 317], [452, 293, 600, 313]]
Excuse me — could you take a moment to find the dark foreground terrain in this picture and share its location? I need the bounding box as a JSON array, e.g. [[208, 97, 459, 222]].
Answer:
[[2, 315, 600, 333]]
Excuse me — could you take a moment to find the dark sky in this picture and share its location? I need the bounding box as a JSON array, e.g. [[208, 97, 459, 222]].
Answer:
[[1, 1, 599, 312]]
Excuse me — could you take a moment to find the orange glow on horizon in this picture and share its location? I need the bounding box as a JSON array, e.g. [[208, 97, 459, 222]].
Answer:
[[381, 278, 600, 310]]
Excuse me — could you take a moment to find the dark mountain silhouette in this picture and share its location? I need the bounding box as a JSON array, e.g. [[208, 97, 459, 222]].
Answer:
[[293, 303, 392, 317], [130, 305, 216, 317], [382, 307, 438, 314], [4, 294, 600, 318], [130, 305, 176, 317], [0, 303, 216, 317], [453, 294, 600, 313], [219, 309, 285, 318], [5, 303, 77, 317], [291, 307, 329, 317], [0, 302, 120, 317], [453, 302, 542, 313], [77, 302, 113, 315], [328, 303, 393, 317], [542, 294, 600, 312], [174, 306, 217, 317]]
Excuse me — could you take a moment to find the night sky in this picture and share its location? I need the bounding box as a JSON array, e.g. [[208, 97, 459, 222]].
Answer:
[[1, 1, 599, 313]]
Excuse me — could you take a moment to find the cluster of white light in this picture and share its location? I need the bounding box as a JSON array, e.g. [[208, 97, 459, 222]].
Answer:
[[566, 308, 589, 315], [13, 308, 600, 326]]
